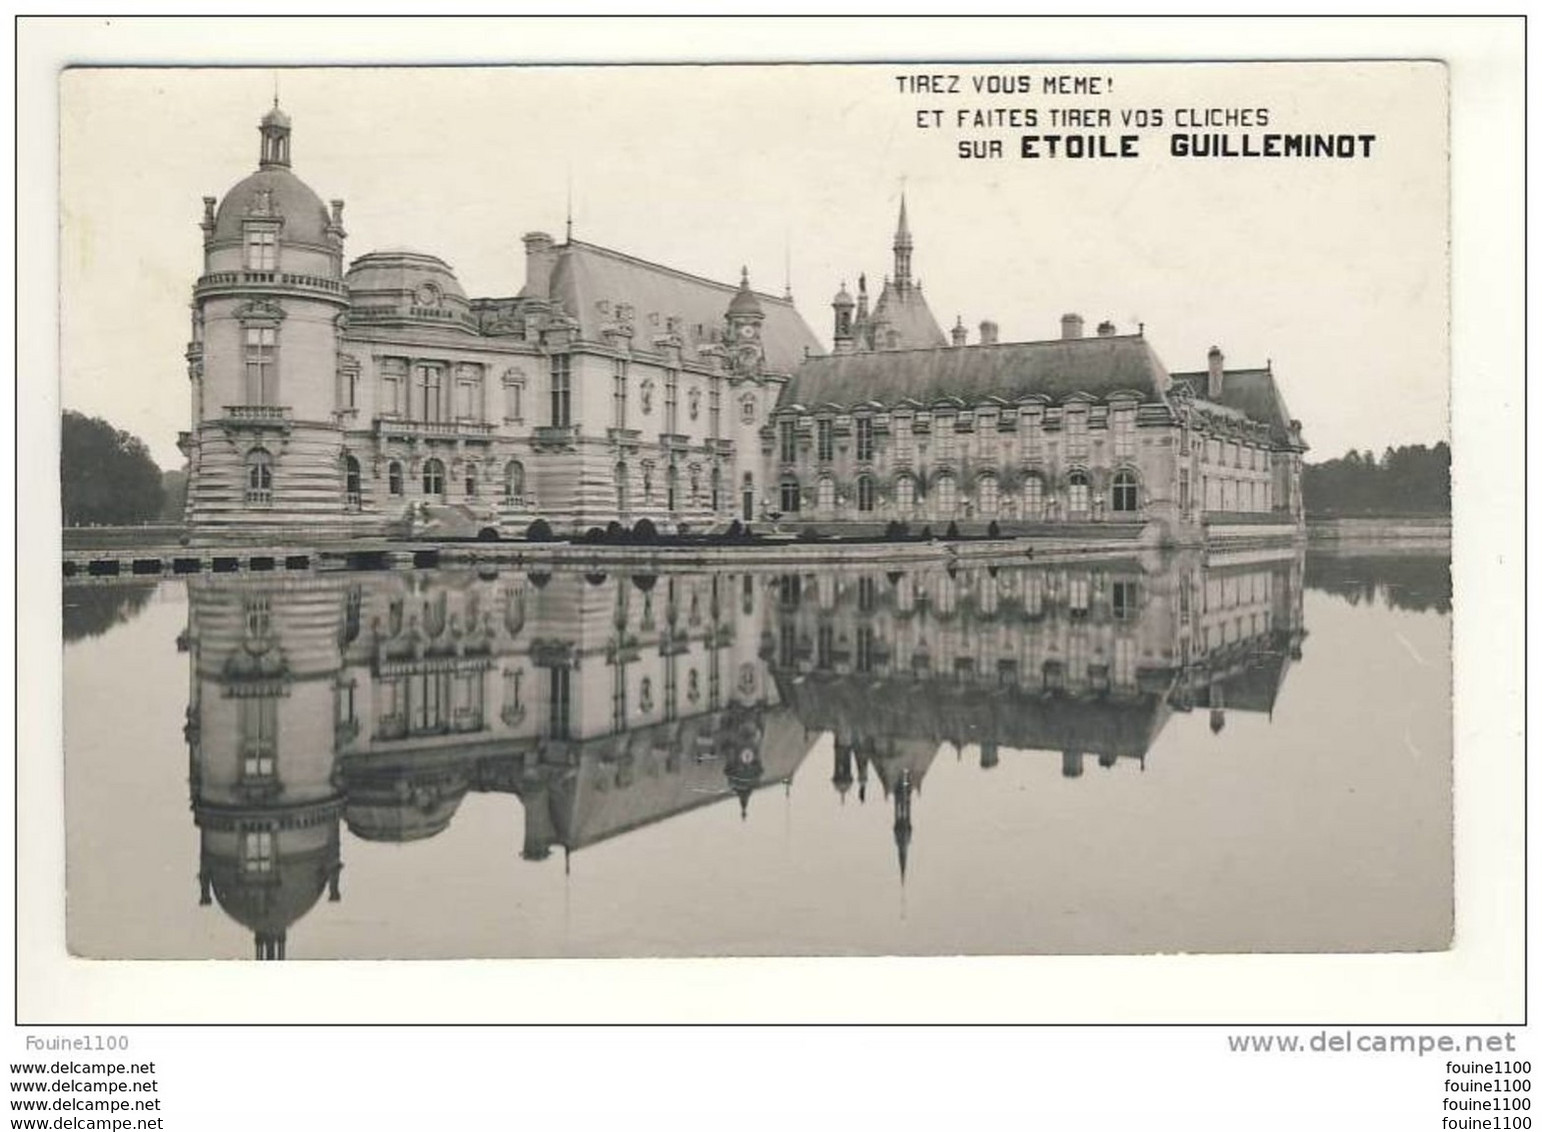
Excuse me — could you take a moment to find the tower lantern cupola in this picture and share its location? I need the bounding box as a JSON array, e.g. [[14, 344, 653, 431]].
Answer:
[[259, 100, 292, 169], [832, 281, 855, 349]]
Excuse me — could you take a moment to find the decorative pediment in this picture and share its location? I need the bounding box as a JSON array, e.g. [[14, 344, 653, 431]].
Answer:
[[234, 298, 286, 322]]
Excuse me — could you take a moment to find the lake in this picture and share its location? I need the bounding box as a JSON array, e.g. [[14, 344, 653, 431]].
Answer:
[[61, 544, 1451, 959]]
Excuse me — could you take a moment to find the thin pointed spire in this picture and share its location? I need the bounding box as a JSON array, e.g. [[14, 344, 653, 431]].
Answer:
[[565, 168, 573, 243]]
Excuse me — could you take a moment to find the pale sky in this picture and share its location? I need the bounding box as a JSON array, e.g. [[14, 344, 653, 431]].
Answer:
[[60, 62, 1449, 470]]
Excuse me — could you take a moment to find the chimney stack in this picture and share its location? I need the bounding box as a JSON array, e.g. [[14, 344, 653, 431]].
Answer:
[[1207, 346, 1225, 399], [1097, 320, 1117, 337], [978, 319, 999, 345], [521, 232, 558, 302], [1061, 313, 1084, 340], [951, 316, 967, 347]]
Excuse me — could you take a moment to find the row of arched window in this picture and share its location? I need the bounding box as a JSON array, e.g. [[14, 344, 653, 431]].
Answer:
[[774, 469, 1142, 517], [243, 449, 530, 507]]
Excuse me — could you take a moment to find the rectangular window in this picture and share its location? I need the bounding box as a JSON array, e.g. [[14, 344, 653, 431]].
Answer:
[[975, 417, 995, 463], [1064, 410, 1088, 459], [817, 419, 834, 462], [244, 326, 277, 404], [455, 366, 482, 421], [894, 418, 913, 463], [855, 417, 874, 462], [1023, 410, 1042, 458], [709, 379, 721, 439], [856, 626, 876, 674], [244, 229, 277, 272], [415, 364, 445, 422], [550, 355, 571, 428], [239, 698, 277, 779], [241, 830, 274, 875], [665, 370, 678, 433], [937, 418, 957, 464], [547, 667, 571, 740], [380, 358, 406, 416], [780, 419, 797, 464], [1112, 408, 1135, 459]]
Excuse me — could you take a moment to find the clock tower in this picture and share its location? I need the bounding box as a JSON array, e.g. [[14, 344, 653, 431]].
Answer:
[[725, 266, 766, 375]]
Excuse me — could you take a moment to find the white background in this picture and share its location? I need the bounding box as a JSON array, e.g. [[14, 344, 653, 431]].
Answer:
[[9, 15, 1527, 1127]]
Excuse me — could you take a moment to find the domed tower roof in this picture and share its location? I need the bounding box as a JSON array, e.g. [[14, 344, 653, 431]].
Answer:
[[726, 266, 764, 318], [201, 823, 340, 961], [211, 103, 330, 246], [344, 250, 475, 333], [832, 282, 854, 309], [212, 169, 331, 245], [343, 765, 471, 842]]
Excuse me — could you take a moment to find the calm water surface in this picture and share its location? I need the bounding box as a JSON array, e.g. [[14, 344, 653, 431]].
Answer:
[[62, 545, 1451, 959]]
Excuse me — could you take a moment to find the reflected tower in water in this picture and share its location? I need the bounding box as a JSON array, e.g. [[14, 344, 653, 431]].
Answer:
[[185, 566, 802, 957]]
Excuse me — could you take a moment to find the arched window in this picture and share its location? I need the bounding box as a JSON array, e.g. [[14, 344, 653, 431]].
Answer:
[[1066, 470, 1090, 516], [817, 475, 835, 513], [387, 461, 404, 496], [465, 466, 478, 498], [779, 477, 801, 514], [977, 474, 999, 515], [936, 474, 957, 515], [896, 474, 915, 515], [1023, 475, 1044, 521], [857, 474, 876, 513], [742, 472, 755, 521], [505, 460, 525, 504], [423, 458, 446, 499], [343, 455, 361, 509], [245, 448, 273, 505], [1112, 469, 1140, 513]]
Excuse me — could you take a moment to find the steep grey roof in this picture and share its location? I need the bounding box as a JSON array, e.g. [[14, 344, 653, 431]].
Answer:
[[869, 282, 946, 349], [782, 334, 1171, 410], [548, 240, 822, 372], [1173, 367, 1299, 445], [213, 166, 330, 245]]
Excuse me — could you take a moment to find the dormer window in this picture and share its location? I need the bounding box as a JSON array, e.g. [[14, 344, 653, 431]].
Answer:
[[245, 227, 278, 272]]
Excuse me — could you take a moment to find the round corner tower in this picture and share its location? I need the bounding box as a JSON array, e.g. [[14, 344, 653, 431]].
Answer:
[[185, 102, 351, 541]]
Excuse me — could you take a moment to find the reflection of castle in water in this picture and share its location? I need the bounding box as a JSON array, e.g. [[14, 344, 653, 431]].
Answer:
[[184, 549, 1304, 957]]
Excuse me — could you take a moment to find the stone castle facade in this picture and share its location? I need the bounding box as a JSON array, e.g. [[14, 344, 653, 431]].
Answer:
[[181, 105, 1307, 543]]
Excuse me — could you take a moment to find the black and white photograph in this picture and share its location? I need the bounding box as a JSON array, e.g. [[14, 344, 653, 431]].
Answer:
[[53, 58, 1455, 965]]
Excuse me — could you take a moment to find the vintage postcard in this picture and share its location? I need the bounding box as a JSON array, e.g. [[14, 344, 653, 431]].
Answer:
[[52, 59, 1455, 976]]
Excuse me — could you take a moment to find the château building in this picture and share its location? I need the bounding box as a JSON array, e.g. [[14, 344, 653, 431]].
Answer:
[[181, 104, 1306, 543]]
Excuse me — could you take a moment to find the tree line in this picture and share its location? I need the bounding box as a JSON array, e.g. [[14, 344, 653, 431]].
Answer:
[[1301, 442, 1450, 517], [61, 411, 167, 526]]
